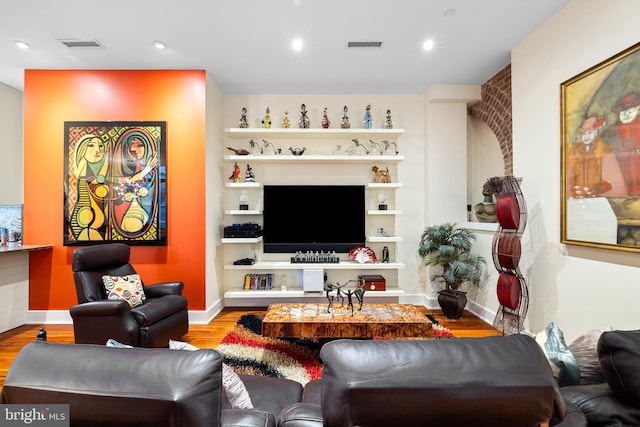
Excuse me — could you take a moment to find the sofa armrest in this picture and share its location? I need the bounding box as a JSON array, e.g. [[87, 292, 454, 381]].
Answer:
[[70, 300, 140, 345], [278, 403, 323, 427], [144, 281, 184, 297], [221, 408, 275, 427]]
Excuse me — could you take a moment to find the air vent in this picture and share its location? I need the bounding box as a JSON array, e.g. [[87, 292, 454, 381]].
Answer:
[[58, 39, 103, 48], [347, 41, 383, 48]]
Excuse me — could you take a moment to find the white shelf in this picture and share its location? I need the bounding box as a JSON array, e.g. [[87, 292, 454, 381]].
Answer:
[[224, 154, 404, 163], [224, 261, 405, 270], [367, 210, 402, 215], [221, 236, 263, 244], [224, 288, 406, 299], [366, 236, 404, 243], [224, 210, 262, 215], [224, 127, 404, 139], [225, 182, 262, 188], [367, 183, 402, 189]]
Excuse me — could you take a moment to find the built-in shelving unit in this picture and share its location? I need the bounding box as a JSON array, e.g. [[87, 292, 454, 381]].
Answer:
[[222, 127, 405, 299]]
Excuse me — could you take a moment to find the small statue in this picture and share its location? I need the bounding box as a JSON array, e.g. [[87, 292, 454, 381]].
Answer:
[[239, 190, 249, 210], [262, 139, 277, 155], [289, 147, 306, 156], [226, 146, 250, 155], [341, 105, 351, 129], [261, 107, 272, 128], [363, 103, 373, 129], [384, 109, 393, 129], [239, 107, 249, 128], [351, 139, 369, 155], [282, 110, 291, 128], [377, 191, 388, 210], [321, 107, 331, 128], [371, 165, 391, 183], [248, 139, 262, 155], [382, 140, 398, 155], [299, 104, 310, 128], [369, 139, 382, 155], [474, 180, 497, 223], [244, 164, 255, 182], [229, 162, 241, 183]]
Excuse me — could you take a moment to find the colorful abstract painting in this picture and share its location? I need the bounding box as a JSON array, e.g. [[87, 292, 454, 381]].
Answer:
[[64, 121, 167, 245]]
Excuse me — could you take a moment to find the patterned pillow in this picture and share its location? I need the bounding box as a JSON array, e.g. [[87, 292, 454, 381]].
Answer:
[[168, 339, 254, 409], [535, 322, 580, 386], [102, 274, 146, 308]]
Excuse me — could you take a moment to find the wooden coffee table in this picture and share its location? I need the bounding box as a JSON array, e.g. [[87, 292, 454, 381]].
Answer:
[[262, 303, 432, 339]]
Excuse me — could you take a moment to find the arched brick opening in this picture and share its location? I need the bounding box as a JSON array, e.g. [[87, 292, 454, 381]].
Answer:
[[468, 64, 513, 175]]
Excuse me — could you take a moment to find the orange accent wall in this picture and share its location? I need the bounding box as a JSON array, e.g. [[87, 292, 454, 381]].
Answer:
[[24, 70, 206, 311]]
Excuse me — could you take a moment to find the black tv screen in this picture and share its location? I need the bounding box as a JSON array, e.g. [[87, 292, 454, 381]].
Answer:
[[263, 185, 365, 253]]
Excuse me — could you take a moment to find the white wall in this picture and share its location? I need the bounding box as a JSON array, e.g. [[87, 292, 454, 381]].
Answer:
[[512, 0, 640, 341], [0, 83, 23, 204]]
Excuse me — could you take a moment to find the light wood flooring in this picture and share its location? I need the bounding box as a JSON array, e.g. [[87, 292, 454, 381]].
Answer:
[[0, 306, 502, 388]]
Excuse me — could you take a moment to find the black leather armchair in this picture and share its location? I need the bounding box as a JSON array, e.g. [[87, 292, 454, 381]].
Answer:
[[70, 243, 189, 347]]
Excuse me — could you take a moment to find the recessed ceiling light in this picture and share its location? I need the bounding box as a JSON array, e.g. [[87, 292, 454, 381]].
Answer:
[[292, 38, 303, 52], [14, 40, 30, 49], [153, 40, 167, 50], [423, 39, 435, 51]]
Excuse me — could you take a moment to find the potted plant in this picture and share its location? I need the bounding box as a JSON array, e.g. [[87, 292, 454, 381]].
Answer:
[[418, 223, 486, 319]]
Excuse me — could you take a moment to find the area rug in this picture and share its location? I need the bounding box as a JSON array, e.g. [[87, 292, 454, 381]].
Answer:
[[215, 313, 454, 385]]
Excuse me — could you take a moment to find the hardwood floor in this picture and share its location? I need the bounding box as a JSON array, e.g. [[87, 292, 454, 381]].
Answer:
[[0, 306, 501, 388]]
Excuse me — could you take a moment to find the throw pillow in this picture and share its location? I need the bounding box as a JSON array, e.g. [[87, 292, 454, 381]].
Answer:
[[535, 322, 580, 386], [568, 327, 612, 385], [106, 338, 133, 348], [102, 274, 146, 308], [598, 330, 640, 404], [168, 339, 253, 409]]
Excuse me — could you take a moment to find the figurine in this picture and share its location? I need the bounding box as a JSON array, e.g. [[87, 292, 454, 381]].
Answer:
[[261, 107, 272, 128], [474, 180, 497, 223], [289, 147, 306, 156], [382, 140, 398, 155], [369, 139, 382, 155], [248, 139, 262, 155], [363, 103, 373, 129], [244, 164, 255, 182], [321, 107, 330, 128], [341, 105, 351, 129], [226, 146, 250, 155], [239, 107, 249, 128], [351, 139, 369, 155], [299, 104, 310, 128], [229, 162, 241, 183], [281, 110, 291, 128], [371, 165, 391, 183], [239, 190, 249, 210], [262, 139, 277, 155], [384, 109, 393, 129], [377, 191, 388, 210]]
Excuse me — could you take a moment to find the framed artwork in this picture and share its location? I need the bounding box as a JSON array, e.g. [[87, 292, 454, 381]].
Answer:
[[64, 121, 167, 246], [561, 42, 640, 252]]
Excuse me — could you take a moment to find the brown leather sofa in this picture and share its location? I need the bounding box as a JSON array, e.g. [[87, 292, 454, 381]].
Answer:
[[279, 335, 582, 427], [70, 243, 189, 347], [1, 341, 303, 427], [560, 329, 640, 426]]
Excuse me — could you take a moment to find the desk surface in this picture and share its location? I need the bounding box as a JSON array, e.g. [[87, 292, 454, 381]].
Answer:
[[262, 303, 432, 339]]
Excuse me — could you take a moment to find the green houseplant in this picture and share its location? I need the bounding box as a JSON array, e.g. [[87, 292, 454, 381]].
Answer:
[[418, 223, 486, 319]]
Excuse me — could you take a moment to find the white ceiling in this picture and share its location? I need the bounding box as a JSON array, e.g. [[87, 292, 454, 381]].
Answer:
[[0, 0, 568, 94]]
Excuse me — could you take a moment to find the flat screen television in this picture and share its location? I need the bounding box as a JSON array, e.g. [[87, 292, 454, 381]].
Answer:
[[263, 185, 365, 253]]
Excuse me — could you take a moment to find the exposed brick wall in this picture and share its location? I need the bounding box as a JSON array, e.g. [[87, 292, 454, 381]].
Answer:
[[468, 64, 513, 175]]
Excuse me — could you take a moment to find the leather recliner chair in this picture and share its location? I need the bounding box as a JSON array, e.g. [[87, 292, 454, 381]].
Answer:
[[70, 243, 189, 347]]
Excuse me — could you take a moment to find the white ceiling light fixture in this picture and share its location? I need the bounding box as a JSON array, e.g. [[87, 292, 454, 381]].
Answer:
[[14, 40, 30, 49], [292, 38, 303, 52], [423, 39, 435, 51], [153, 40, 167, 50]]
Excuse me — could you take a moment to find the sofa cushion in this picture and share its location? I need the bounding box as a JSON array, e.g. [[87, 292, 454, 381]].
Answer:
[[598, 329, 640, 404], [102, 274, 145, 307], [168, 339, 254, 409], [561, 382, 640, 426], [130, 294, 187, 326], [569, 328, 611, 385], [535, 322, 580, 386]]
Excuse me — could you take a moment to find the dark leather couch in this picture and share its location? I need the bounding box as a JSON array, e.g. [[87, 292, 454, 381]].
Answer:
[[279, 335, 573, 427], [560, 330, 640, 426], [1, 341, 303, 427]]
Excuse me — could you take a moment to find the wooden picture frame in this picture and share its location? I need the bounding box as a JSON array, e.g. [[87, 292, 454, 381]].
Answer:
[[63, 121, 167, 246], [561, 42, 640, 252]]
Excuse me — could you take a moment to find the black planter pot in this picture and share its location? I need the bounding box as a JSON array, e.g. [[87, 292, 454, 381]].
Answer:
[[437, 290, 467, 319]]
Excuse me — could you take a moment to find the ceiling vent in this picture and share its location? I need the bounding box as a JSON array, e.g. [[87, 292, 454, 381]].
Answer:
[[58, 39, 103, 48], [347, 41, 383, 48]]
